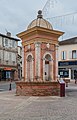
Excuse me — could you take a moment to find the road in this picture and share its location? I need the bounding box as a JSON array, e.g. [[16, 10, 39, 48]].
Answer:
[[65, 80, 77, 97], [0, 81, 16, 91]]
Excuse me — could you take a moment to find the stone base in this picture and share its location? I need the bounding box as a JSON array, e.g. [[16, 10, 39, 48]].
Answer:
[[16, 81, 60, 96]]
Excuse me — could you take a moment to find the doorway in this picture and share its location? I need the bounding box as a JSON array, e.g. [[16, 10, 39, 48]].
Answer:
[[45, 54, 51, 81], [27, 55, 33, 81]]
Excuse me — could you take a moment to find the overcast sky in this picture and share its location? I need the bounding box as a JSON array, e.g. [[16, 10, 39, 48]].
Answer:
[[0, 0, 77, 42]]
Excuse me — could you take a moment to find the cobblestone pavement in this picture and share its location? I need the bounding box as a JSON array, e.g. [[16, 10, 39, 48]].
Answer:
[[0, 80, 77, 120]]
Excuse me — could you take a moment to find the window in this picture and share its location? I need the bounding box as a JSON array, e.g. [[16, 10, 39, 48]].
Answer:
[[12, 53, 16, 62], [72, 50, 76, 59], [4, 51, 9, 61], [0, 50, 3, 60], [0, 59, 1, 63], [12, 40, 16, 47], [5, 38, 8, 47], [13, 61, 15, 65], [6, 60, 8, 64], [6, 71, 11, 79], [9, 40, 12, 47], [62, 51, 66, 60]]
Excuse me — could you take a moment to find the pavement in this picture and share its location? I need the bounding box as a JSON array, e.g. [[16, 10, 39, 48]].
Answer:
[[0, 80, 77, 120], [0, 81, 16, 91]]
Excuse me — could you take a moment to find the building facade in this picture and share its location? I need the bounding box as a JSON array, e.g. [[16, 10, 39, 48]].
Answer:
[[58, 37, 77, 79], [17, 46, 22, 80], [0, 32, 20, 81]]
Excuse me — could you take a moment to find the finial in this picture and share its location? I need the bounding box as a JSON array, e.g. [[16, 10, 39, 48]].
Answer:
[[37, 10, 43, 18]]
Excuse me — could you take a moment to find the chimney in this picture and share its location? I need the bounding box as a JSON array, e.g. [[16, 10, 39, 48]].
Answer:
[[6, 32, 11, 37]]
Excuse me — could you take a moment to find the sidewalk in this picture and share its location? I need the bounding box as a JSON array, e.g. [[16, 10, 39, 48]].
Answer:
[[0, 81, 16, 91], [0, 80, 13, 85]]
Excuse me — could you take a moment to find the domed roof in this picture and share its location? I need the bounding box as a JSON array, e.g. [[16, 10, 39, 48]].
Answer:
[[27, 10, 53, 30]]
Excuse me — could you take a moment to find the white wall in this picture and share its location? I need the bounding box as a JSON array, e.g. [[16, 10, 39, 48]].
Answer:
[[58, 44, 77, 61], [0, 50, 3, 60], [0, 36, 2, 46]]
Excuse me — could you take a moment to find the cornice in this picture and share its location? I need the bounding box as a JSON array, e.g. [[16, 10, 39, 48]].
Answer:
[[17, 26, 64, 39], [22, 38, 58, 46], [0, 47, 18, 53]]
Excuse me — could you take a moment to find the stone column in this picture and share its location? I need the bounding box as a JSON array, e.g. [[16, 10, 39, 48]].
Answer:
[[50, 60, 53, 81], [43, 58, 45, 81], [69, 68, 71, 79], [22, 47, 24, 81], [55, 44, 59, 80], [35, 42, 41, 81]]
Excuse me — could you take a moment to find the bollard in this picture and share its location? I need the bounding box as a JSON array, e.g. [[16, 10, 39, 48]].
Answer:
[[9, 80, 12, 90], [9, 83, 12, 90], [66, 82, 68, 87]]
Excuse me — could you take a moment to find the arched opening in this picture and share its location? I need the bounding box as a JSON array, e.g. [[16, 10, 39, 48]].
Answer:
[[44, 54, 52, 81], [27, 55, 33, 81]]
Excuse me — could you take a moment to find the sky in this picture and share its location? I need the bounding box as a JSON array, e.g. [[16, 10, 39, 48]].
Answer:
[[0, 0, 77, 44]]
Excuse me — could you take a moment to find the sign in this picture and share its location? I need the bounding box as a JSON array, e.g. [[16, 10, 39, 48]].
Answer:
[[4, 68, 12, 70], [58, 61, 77, 66]]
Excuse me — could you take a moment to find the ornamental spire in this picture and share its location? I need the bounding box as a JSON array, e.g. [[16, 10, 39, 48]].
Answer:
[[37, 10, 43, 18]]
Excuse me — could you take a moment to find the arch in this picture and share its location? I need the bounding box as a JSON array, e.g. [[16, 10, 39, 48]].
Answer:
[[43, 52, 53, 81], [26, 53, 34, 81]]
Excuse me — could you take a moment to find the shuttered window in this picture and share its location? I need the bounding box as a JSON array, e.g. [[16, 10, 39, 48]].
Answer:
[[4, 51, 9, 60], [61, 51, 66, 60], [12, 53, 16, 62], [72, 50, 76, 59], [5, 38, 8, 47], [69, 50, 77, 59]]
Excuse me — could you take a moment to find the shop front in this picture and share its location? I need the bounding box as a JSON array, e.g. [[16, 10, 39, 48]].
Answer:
[[0, 67, 17, 81], [58, 61, 77, 79]]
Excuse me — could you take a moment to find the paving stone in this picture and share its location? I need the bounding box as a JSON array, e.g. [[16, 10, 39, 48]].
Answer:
[[0, 81, 77, 120]]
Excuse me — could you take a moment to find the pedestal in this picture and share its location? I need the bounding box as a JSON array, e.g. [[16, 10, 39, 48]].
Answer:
[[16, 81, 60, 96]]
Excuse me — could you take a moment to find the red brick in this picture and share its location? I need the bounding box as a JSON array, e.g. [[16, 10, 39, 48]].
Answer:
[[16, 81, 60, 96]]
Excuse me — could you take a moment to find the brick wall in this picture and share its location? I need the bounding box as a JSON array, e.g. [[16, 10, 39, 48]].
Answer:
[[16, 81, 60, 96]]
